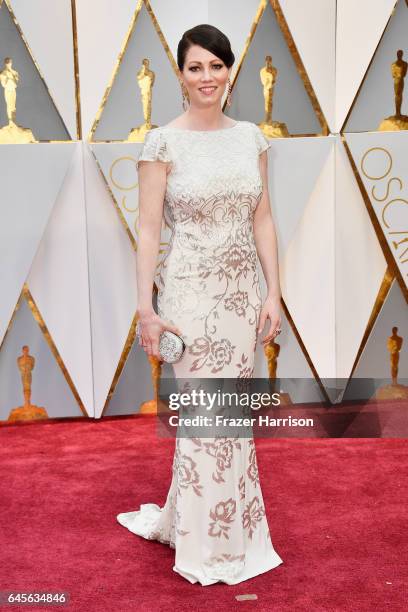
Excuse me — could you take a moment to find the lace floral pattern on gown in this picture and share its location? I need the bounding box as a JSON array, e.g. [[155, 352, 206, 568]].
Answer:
[[116, 121, 283, 585]]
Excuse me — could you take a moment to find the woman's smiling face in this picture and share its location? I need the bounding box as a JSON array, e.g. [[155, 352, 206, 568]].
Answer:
[[181, 44, 230, 109]]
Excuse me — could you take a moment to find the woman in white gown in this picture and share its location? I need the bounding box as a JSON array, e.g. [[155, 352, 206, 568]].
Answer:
[[117, 24, 284, 586]]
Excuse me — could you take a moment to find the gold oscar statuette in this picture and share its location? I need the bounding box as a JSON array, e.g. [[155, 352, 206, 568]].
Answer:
[[263, 339, 291, 405], [0, 57, 36, 143], [139, 355, 166, 414], [258, 55, 289, 139], [375, 327, 408, 400], [378, 50, 408, 131], [8, 345, 48, 421], [128, 58, 158, 142]]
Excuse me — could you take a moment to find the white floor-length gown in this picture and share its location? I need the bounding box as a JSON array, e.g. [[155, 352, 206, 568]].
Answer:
[[117, 120, 284, 585]]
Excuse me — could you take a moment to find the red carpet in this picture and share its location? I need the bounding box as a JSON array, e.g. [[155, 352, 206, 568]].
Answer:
[[1, 416, 407, 612]]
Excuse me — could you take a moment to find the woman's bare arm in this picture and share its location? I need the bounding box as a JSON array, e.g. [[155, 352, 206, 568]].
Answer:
[[137, 160, 167, 314], [136, 160, 181, 357], [253, 151, 282, 342]]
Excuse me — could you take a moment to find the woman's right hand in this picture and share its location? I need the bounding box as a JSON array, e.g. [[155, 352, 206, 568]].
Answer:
[[137, 310, 182, 360]]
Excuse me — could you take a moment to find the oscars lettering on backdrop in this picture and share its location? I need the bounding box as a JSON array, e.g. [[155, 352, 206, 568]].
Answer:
[[0, 57, 36, 143], [128, 58, 158, 142], [107, 154, 170, 278], [109, 155, 139, 230], [258, 55, 289, 139], [264, 340, 292, 405], [360, 146, 408, 283], [375, 327, 408, 399], [378, 50, 408, 131], [8, 346, 47, 421]]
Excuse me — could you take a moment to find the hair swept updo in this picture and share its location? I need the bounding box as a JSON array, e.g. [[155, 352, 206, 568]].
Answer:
[[177, 24, 235, 71]]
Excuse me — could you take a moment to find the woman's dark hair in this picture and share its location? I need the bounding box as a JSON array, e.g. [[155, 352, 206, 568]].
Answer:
[[177, 24, 235, 71]]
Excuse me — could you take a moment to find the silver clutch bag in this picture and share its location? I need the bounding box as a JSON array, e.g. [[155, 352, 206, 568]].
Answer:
[[136, 322, 186, 364]]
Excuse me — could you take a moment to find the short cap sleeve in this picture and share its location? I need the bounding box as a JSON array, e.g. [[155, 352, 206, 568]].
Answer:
[[253, 124, 271, 155], [136, 128, 171, 168]]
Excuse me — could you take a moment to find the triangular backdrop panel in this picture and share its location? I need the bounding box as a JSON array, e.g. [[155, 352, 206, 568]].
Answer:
[[342, 279, 408, 437], [75, 0, 136, 138], [27, 143, 94, 416], [280, 0, 336, 132], [104, 289, 175, 417], [267, 136, 333, 252], [10, 0, 76, 138], [82, 143, 138, 418], [226, 0, 321, 134], [342, 0, 407, 133], [91, 142, 172, 286], [255, 136, 334, 382], [207, 0, 263, 82], [0, 143, 75, 345], [353, 278, 408, 380], [0, 0, 71, 139], [150, 0, 260, 84], [345, 130, 408, 289], [103, 338, 162, 417], [279, 138, 335, 379], [0, 296, 84, 421], [92, 1, 181, 141], [149, 0, 207, 63], [335, 135, 388, 379], [253, 307, 321, 405], [91, 142, 141, 243], [335, 0, 396, 132]]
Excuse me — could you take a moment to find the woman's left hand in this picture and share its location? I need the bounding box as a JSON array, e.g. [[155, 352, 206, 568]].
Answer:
[[257, 295, 282, 344]]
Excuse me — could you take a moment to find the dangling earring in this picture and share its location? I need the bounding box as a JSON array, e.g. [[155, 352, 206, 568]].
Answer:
[[181, 82, 189, 111], [226, 77, 233, 107]]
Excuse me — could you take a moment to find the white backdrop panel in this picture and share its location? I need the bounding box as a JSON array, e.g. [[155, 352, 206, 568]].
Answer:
[[281, 140, 336, 379], [335, 135, 387, 379], [280, 0, 336, 132], [83, 142, 138, 418], [75, 0, 137, 138], [150, 0, 260, 83], [27, 143, 94, 415], [335, 0, 396, 132], [0, 144, 75, 345], [266, 136, 333, 253], [92, 142, 172, 289], [256, 136, 335, 381]]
